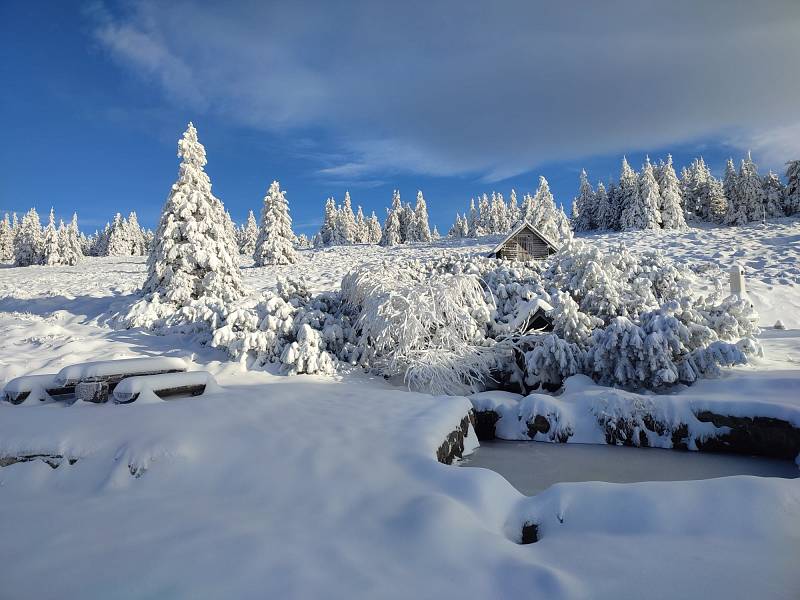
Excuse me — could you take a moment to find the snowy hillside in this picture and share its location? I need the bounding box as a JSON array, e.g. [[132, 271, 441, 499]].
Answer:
[[1, 220, 799, 599]]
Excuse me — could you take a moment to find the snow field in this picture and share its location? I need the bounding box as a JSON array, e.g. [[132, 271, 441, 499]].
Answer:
[[0, 219, 798, 598]]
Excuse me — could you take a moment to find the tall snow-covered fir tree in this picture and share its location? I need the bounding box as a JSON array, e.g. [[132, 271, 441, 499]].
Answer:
[[127, 211, 147, 255], [337, 191, 357, 244], [572, 169, 595, 231], [367, 211, 382, 244], [413, 190, 432, 242], [619, 157, 660, 230], [318, 198, 338, 246], [431, 225, 441, 240], [467, 198, 480, 237], [14, 208, 43, 266], [380, 205, 401, 246], [508, 189, 521, 226], [41, 208, 64, 265], [528, 176, 560, 239], [105, 213, 133, 256], [0, 214, 13, 261], [605, 182, 622, 231], [594, 181, 613, 230], [142, 122, 245, 306], [355, 206, 368, 243], [705, 175, 728, 223], [723, 158, 747, 225], [761, 171, 785, 219], [239, 209, 259, 255], [59, 212, 82, 265], [785, 159, 800, 216], [656, 155, 686, 229], [254, 180, 297, 266], [737, 152, 764, 222], [399, 202, 414, 243]]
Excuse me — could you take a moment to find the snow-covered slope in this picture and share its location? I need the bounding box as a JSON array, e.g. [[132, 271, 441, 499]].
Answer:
[[0, 220, 798, 599]]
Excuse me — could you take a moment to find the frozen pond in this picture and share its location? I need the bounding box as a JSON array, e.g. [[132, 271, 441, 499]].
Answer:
[[460, 441, 800, 496]]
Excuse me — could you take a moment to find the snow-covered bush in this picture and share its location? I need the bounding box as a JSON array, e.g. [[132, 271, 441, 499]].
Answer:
[[522, 333, 585, 391], [341, 263, 495, 394], [280, 324, 335, 375]]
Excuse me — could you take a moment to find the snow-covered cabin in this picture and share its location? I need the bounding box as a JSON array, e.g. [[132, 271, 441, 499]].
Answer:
[[488, 221, 559, 261]]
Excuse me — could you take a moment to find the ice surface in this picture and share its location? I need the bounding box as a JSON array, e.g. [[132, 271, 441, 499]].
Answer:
[[461, 440, 799, 496]]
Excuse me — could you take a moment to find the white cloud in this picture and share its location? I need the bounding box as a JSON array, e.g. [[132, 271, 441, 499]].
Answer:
[[89, 0, 800, 180], [724, 121, 800, 174]]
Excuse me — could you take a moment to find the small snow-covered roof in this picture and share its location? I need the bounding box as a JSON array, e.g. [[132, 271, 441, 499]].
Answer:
[[488, 220, 560, 257]]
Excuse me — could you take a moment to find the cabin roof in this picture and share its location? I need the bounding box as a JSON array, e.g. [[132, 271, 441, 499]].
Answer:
[[487, 220, 560, 257]]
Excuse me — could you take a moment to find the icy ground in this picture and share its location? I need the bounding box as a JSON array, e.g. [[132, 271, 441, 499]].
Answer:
[[463, 440, 799, 496], [1, 220, 799, 599]]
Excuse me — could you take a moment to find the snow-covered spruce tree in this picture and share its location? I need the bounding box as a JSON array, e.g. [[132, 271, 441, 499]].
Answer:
[[656, 155, 686, 229], [593, 181, 613, 231], [448, 214, 465, 238], [723, 158, 747, 225], [41, 208, 63, 265], [58, 213, 82, 265], [355, 206, 368, 243], [492, 192, 510, 233], [555, 203, 573, 240], [478, 194, 491, 234], [621, 158, 661, 230], [14, 208, 44, 266], [705, 176, 728, 223], [380, 206, 402, 246], [508, 189, 521, 226], [605, 182, 622, 230], [318, 198, 338, 246], [785, 159, 800, 216], [413, 190, 432, 242], [140, 122, 245, 308], [467, 198, 481, 237], [432, 225, 441, 240], [367, 211, 382, 244], [239, 210, 259, 255], [529, 176, 561, 240], [399, 202, 414, 243], [253, 180, 297, 266], [336, 191, 357, 244], [572, 169, 595, 231], [105, 213, 132, 256], [737, 152, 764, 223], [0, 214, 13, 261], [761, 171, 785, 219], [381, 191, 403, 246], [127, 211, 147, 255]]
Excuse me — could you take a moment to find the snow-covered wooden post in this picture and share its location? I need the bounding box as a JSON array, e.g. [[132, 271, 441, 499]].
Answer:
[[729, 263, 746, 297]]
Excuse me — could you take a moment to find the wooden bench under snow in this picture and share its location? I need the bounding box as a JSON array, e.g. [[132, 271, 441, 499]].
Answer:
[[3, 357, 189, 404], [112, 371, 218, 404], [2, 374, 74, 405], [54, 357, 188, 387]]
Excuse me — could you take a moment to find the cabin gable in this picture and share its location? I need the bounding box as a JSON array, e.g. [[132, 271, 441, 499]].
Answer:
[[489, 223, 558, 261]]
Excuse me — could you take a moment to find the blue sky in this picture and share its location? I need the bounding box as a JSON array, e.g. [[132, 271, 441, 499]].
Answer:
[[2, 1, 799, 235]]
